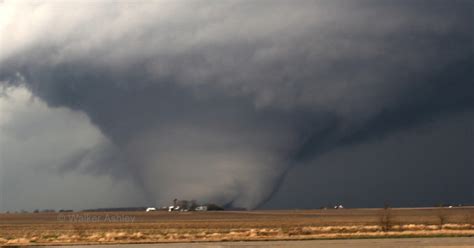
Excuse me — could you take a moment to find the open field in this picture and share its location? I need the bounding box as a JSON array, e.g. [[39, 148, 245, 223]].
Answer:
[[50, 237, 474, 248], [1, 207, 474, 246]]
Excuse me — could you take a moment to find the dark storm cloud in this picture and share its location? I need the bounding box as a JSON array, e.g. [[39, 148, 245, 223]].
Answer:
[[0, 0, 472, 208], [264, 111, 474, 209]]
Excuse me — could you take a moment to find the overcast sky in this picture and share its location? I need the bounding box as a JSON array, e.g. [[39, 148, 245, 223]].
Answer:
[[0, 0, 473, 211]]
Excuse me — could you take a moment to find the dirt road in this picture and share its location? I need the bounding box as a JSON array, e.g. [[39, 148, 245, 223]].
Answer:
[[48, 237, 474, 248]]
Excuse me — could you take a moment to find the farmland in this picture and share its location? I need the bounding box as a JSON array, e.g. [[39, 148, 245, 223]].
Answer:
[[1, 207, 474, 246]]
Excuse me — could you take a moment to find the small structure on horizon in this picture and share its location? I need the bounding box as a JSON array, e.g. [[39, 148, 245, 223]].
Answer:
[[164, 198, 223, 212], [195, 205, 207, 211]]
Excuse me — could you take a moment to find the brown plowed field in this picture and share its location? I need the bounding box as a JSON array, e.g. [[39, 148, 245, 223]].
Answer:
[[1, 207, 473, 246]]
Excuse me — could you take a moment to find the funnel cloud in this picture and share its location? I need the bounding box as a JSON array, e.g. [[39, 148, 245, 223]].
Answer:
[[0, 0, 473, 210]]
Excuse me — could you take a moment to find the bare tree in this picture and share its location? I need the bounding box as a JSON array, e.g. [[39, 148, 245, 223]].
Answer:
[[381, 203, 391, 232], [437, 209, 448, 228]]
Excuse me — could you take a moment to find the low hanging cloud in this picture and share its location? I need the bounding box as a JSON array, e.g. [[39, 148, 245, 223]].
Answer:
[[0, 0, 473, 209], [0, 85, 150, 211]]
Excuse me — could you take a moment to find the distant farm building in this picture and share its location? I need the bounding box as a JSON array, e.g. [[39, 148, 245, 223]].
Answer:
[[163, 199, 223, 212], [195, 205, 207, 211]]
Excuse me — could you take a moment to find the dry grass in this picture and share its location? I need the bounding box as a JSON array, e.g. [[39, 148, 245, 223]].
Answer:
[[1, 207, 474, 245]]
